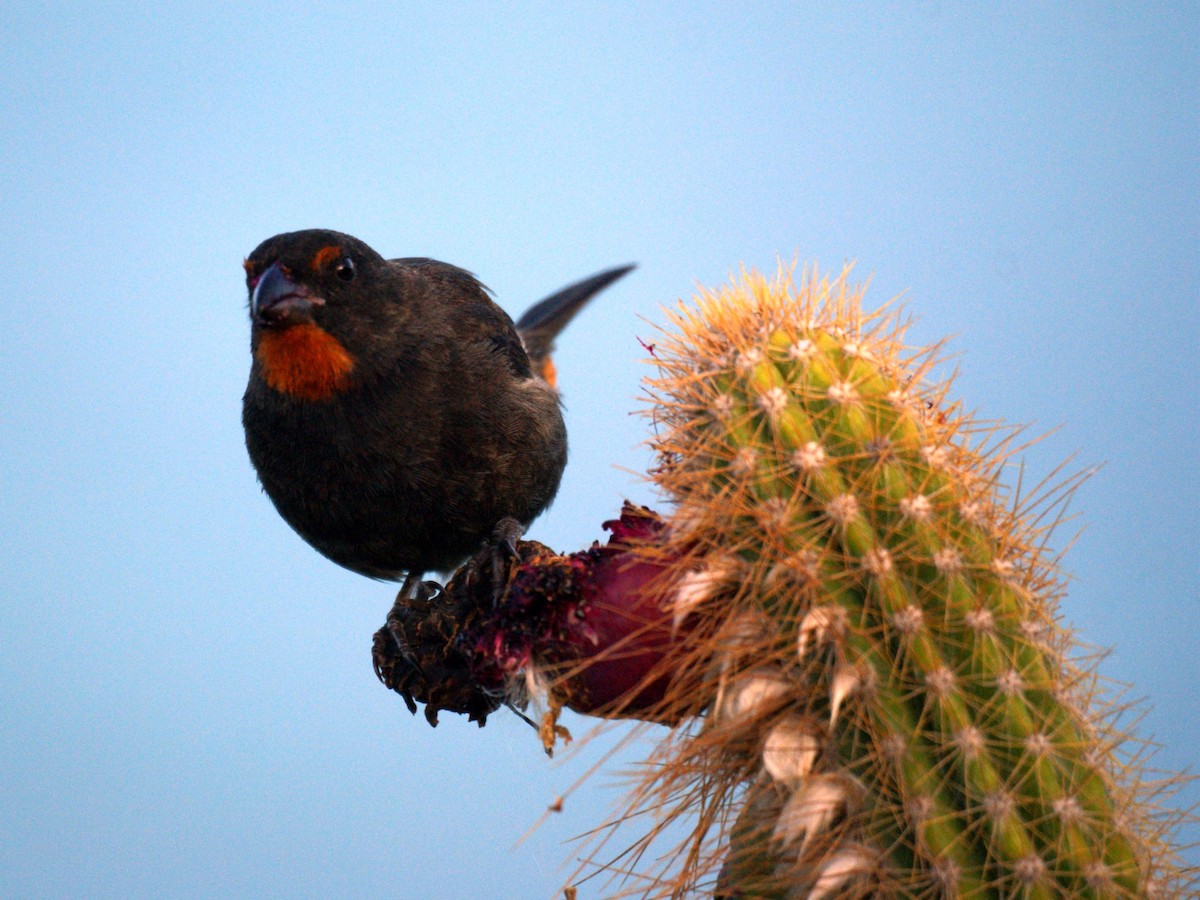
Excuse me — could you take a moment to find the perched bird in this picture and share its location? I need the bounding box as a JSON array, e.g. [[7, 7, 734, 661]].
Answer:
[[242, 228, 633, 595]]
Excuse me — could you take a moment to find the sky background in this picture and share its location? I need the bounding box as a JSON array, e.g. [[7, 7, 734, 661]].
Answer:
[[1, 3, 1196, 897]]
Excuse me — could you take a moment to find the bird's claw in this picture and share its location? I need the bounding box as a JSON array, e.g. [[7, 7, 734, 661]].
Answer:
[[489, 516, 525, 603], [372, 573, 501, 726], [491, 516, 524, 558], [459, 517, 525, 606]]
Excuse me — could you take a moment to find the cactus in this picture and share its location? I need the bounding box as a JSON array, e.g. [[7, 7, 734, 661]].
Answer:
[[553, 265, 1194, 897], [372, 264, 1195, 897]]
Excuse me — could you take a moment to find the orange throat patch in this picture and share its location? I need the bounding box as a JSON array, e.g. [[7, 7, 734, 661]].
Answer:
[[255, 323, 355, 401]]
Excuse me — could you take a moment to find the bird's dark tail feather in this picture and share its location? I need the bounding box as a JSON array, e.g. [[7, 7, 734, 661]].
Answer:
[[516, 264, 635, 370]]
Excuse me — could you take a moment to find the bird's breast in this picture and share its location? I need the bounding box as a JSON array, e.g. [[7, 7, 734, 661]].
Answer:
[[254, 324, 356, 401]]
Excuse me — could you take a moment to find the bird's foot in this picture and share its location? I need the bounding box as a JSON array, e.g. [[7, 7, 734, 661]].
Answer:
[[384, 579, 442, 679], [377, 579, 435, 717], [460, 516, 525, 607], [373, 574, 501, 727], [489, 516, 524, 602]]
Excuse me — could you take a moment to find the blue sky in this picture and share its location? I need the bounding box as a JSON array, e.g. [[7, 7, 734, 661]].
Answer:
[[1, 3, 1196, 897]]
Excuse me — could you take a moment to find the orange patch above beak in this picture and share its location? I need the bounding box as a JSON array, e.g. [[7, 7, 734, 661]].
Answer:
[[256, 323, 355, 401], [310, 245, 342, 271]]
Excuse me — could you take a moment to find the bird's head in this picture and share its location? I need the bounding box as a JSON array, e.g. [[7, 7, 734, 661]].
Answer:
[[243, 229, 384, 401]]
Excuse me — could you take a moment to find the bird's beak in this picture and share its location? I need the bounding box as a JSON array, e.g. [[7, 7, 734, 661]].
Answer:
[[250, 263, 321, 326]]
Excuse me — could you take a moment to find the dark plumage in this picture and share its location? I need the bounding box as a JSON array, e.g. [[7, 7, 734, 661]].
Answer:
[[241, 228, 632, 582]]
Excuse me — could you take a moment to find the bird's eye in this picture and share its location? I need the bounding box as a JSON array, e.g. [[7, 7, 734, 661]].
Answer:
[[335, 257, 356, 282]]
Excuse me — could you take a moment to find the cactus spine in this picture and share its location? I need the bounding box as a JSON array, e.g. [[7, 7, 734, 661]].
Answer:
[[579, 266, 1193, 898]]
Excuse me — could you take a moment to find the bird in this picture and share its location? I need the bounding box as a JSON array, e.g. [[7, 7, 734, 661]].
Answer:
[[241, 228, 633, 598]]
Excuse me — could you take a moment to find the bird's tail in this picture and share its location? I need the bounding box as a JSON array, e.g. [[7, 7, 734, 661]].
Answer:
[[516, 264, 635, 386]]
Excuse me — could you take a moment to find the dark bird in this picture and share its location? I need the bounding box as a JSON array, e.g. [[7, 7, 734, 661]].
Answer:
[[241, 228, 633, 595]]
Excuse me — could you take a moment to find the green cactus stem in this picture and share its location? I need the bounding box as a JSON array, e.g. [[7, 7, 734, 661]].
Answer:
[[553, 265, 1194, 898], [372, 264, 1195, 898]]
